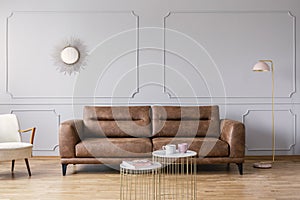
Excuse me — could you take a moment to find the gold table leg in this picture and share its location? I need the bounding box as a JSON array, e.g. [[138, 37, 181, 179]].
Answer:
[[153, 155, 197, 200], [120, 167, 161, 200]]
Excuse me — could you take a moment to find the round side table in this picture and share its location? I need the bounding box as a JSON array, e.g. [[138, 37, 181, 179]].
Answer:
[[152, 150, 197, 200], [120, 160, 161, 200]]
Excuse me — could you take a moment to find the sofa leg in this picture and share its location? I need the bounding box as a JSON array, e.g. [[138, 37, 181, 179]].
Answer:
[[236, 163, 243, 175], [62, 164, 68, 176], [226, 163, 230, 170]]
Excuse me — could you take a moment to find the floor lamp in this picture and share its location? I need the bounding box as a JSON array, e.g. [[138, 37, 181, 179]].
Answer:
[[252, 60, 275, 169]]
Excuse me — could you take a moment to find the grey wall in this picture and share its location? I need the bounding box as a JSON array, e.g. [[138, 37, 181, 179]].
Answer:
[[0, 0, 299, 156]]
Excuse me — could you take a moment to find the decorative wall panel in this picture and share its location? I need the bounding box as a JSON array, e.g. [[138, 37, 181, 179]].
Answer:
[[1, 0, 299, 157], [11, 109, 60, 155], [243, 109, 296, 153], [6, 11, 138, 99], [164, 11, 295, 98]]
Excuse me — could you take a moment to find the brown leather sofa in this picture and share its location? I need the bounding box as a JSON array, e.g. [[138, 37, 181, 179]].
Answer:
[[59, 105, 245, 176]]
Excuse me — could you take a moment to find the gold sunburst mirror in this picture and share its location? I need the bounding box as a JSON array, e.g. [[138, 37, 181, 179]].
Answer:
[[53, 38, 88, 75]]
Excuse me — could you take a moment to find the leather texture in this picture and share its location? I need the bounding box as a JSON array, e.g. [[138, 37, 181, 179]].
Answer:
[[60, 157, 244, 165], [59, 106, 245, 168], [61, 157, 151, 165], [75, 137, 152, 158], [59, 119, 83, 158], [152, 137, 229, 157], [83, 106, 151, 138], [220, 119, 245, 158], [152, 106, 220, 137]]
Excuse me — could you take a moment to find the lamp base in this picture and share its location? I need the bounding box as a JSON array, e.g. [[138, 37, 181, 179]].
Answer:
[[253, 161, 272, 169]]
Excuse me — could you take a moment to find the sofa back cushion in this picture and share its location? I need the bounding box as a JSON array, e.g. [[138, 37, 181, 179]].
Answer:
[[152, 106, 220, 138], [83, 106, 151, 138]]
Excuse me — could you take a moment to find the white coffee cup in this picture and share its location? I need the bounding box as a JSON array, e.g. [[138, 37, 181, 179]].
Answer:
[[162, 144, 176, 155]]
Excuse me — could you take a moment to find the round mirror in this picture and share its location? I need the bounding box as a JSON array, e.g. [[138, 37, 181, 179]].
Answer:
[[60, 46, 80, 65]]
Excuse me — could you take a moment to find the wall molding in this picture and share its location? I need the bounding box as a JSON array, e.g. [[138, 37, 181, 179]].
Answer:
[[5, 10, 140, 99], [163, 10, 296, 99], [10, 109, 60, 152], [242, 109, 296, 151]]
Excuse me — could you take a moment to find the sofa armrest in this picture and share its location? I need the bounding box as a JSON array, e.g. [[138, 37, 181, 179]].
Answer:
[[220, 119, 245, 158], [59, 119, 83, 158]]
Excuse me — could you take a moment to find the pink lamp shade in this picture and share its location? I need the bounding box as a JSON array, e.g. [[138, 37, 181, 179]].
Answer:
[[252, 61, 271, 72]]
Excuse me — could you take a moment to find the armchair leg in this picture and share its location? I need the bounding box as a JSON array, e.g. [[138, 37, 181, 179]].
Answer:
[[62, 164, 68, 176], [11, 160, 15, 172], [25, 158, 31, 176], [236, 163, 243, 175]]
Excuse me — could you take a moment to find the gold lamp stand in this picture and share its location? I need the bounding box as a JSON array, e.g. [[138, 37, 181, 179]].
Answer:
[[252, 60, 275, 169]]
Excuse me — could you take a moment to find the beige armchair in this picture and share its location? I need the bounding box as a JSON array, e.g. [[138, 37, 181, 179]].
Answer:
[[0, 114, 36, 176]]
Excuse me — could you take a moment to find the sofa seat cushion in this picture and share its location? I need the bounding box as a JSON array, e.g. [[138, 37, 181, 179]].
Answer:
[[152, 137, 229, 157], [76, 138, 152, 158]]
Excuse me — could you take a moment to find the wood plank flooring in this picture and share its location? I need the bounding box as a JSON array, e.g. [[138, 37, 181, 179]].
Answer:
[[0, 157, 300, 200]]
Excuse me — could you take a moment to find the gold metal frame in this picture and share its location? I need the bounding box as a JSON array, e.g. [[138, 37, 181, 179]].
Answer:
[[257, 60, 275, 163], [153, 155, 197, 199], [252, 60, 275, 167], [52, 37, 88, 75], [120, 165, 161, 200]]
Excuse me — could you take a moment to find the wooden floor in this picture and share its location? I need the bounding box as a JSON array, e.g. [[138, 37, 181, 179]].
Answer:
[[1, 157, 300, 200]]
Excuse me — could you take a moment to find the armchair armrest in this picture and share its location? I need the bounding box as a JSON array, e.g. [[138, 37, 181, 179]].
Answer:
[[220, 119, 245, 158], [19, 127, 36, 144], [59, 119, 83, 158]]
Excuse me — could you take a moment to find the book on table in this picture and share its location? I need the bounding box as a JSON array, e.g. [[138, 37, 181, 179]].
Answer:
[[122, 159, 155, 169]]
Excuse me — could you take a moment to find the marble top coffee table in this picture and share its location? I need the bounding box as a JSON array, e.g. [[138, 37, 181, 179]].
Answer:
[[152, 150, 197, 200], [120, 160, 161, 200]]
